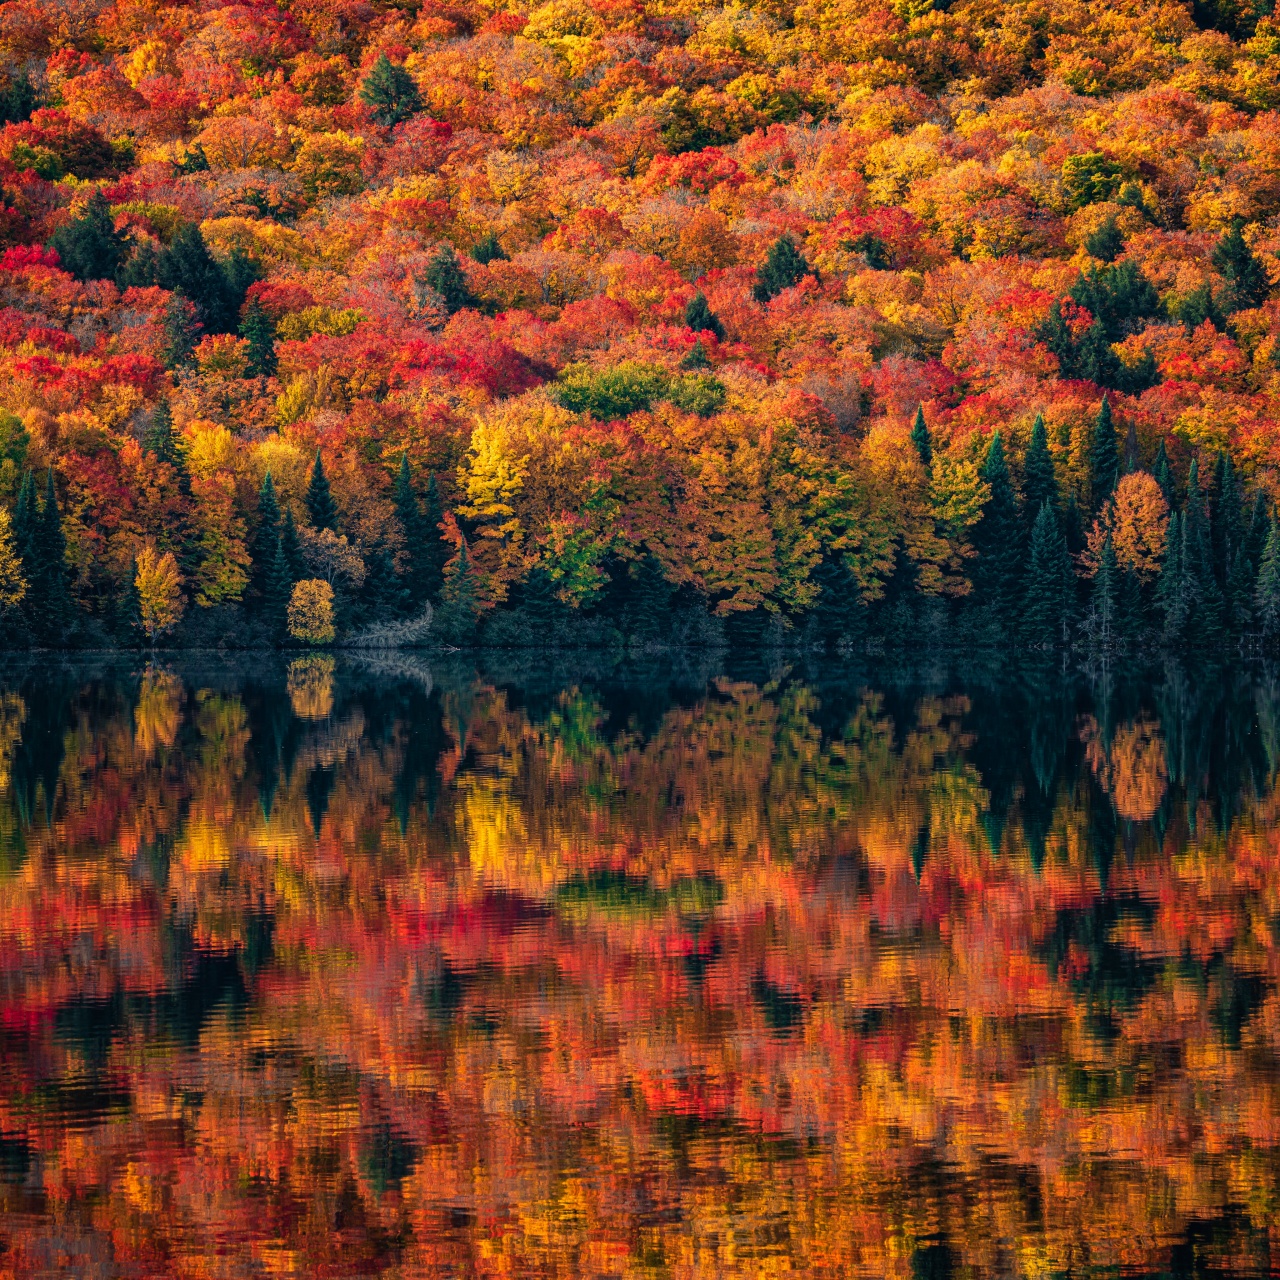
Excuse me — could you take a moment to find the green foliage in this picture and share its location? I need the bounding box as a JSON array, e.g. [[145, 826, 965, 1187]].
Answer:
[[1084, 215, 1124, 263], [1062, 152, 1124, 210], [28, 470, 70, 646], [555, 361, 724, 420], [305, 449, 338, 532], [49, 191, 127, 283], [143, 399, 186, 478], [470, 232, 508, 264], [1153, 439, 1173, 503], [422, 244, 476, 315], [973, 431, 1023, 626], [1090, 397, 1119, 514], [1211, 223, 1270, 310], [911, 406, 932, 469], [685, 291, 726, 341], [1022, 413, 1057, 519], [152, 223, 257, 334], [1022, 502, 1074, 648], [1069, 261, 1162, 342], [752, 236, 811, 303], [1256, 517, 1280, 640], [394, 456, 444, 609], [0, 70, 35, 125], [239, 297, 277, 377], [1177, 281, 1231, 334], [436, 539, 480, 644], [681, 338, 711, 370], [358, 53, 422, 128]]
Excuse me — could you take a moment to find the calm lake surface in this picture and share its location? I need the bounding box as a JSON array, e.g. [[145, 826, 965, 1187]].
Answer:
[[2, 653, 1280, 1278]]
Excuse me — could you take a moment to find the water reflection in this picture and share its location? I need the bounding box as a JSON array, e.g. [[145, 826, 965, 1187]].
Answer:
[[1, 656, 1280, 1276]]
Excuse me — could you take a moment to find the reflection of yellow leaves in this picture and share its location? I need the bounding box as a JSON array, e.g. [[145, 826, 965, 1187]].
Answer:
[[181, 820, 230, 871], [288, 656, 336, 721], [1081, 714, 1168, 821], [135, 668, 182, 754], [0, 692, 25, 790]]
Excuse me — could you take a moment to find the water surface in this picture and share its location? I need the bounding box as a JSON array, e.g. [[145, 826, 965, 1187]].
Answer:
[[1, 654, 1279, 1277]]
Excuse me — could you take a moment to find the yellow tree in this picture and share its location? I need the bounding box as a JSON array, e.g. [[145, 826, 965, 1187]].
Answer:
[[0, 507, 26, 614], [288, 578, 336, 644], [135, 544, 184, 642]]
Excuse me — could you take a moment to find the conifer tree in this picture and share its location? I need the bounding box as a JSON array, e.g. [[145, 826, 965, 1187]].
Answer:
[[358, 53, 422, 128], [280, 506, 304, 580], [305, 449, 338, 531], [423, 244, 475, 314], [1256, 517, 1280, 641], [1090, 396, 1119, 513], [239, 297, 277, 378], [1086, 531, 1119, 652], [752, 236, 810, 303], [144, 398, 183, 470], [161, 293, 200, 369], [1184, 457, 1222, 636], [910, 405, 932, 469], [685, 291, 726, 340], [974, 431, 1023, 626], [393, 455, 433, 610], [1084, 215, 1124, 262], [117, 554, 142, 645], [470, 231, 508, 264], [30, 469, 70, 644], [1212, 222, 1270, 309], [1158, 510, 1191, 644], [1022, 412, 1057, 520], [1021, 501, 1073, 647], [11, 471, 34, 567], [1153, 438, 1173, 504], [158, 223, 238, 332], [1211, 450, 1248, 630], [262, 533, 293, 639], [438, 538, 480, 643], [253, 471, 281, 594], [681, 338, 710, 370], [49, 190, 127, 283]]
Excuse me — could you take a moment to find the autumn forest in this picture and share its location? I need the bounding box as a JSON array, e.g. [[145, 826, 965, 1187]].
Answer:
[[6, 0, 1280, 647]]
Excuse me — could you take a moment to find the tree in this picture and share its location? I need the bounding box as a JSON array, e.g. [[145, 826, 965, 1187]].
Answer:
[[1256, 517, 1280, 641], [1021, 502, 1073, 648], [1153, 439, 1174, 504], [393, 456, 430, 609], [262, 533, 294, 638], [910, 405, 932, 470], [973, 431, 1023, 626], [358, 53, 421, 128], [253, 471, 281, 596], [1157, 510, 1191, 644], [144, 398, 184, 471], [239, 297, 277, 378], [288, 578, 336, 644], [436, 538, 480, 644], [29, 469, 70, 644], [1084, 215, 1124, 262], [422, 244, 475, 315], [1178, 281, 1230, 333], [157, 223, 247, 333], [471, 232, 508, 264], [280, 506, 305, 580], [1086, 471, 1169, 583], [135, 544, 184, 642], [753, 236, 810, 303], [0, 506, 27, 616], [1090, 397, 1119, 513], [305, 449, 338, 531], [681, 338, 710, 370], [685, 291, 726, 340], [49, 190, 126, 282], [1183, 456, 1223, 641], [12, 472, 35, 568], [1211, 222, 1269, 310], [1084, 531, 1119, 652], [1022, 412, 1057, 520], [161, 293, 201, 369]]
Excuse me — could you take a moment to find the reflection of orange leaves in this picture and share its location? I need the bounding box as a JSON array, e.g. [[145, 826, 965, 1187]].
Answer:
[[1080, 714, 1168, 821], [134, 667, 181, 754]]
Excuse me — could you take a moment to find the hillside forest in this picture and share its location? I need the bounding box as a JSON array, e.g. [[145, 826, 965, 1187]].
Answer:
[[6, 0, 1280, 647]]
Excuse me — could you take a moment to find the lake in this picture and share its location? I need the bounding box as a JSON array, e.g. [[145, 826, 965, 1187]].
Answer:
[[1, 653, 1278, 1277]]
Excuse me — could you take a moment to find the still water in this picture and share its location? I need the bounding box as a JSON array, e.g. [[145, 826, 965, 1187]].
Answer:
[[1, 653, 1279, 1278]]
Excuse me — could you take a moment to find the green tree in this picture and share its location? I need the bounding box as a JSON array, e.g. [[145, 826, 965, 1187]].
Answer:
[[1021, 501, 1074, 648], [157, 223, 250, 333], [1256, 517, 1280, 641], [253, 471, 281, 596], [910, 405, 932, 469], [29, 469, 70, 644], [423, 243, 475, 314], [436, 538, 481, 644], [1084, 215, 1124, 262], [1184, 457, 1223, 641], [11, 471, 35, 568], [752, 236, 810, 303], [161, 293, 200, 369], [685, 291, 726, 340], [262, 532, 294, 639], [280, 506, 305, 580], [305, 449, 338, 531], [393, 456, 434, 611], [239, 297, 277, 378], [1178, 281, 1230, 333], [681, 337, 710, 370], [1211, 222, 1269, 310], [143, 398, 184, 470], [1090, 396, 1119, 513], [1153, 438, 1173, 504], [974, 431, 1023, 626], [1022, 412, 1057, 520], [471, 231, 508, 264], [1085, 531, 1119, 652], [49, 190, 126, 283], [358, 53, 422, 128], [1157, 510, 1191, 645]]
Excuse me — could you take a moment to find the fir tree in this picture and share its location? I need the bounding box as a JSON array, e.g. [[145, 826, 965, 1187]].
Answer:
[[161, 293, 200, 369], [49, 190, 127, 283], [685, 291, 726, 340], [1184, 457, 1223, 641], [421, 473, 447, 599], [1090, 396, 1119, 513], [752, 236, 810, 303], [358, 53, 422, 128], [119, 239, 158, 289], [1158, 510, 1191, 644], [1211, 222, 1270, 310], [910, 405, 932, 469], [1022, 412, 1057, 519], [393, 455, 431, 610], [1256, 517, 1280, 640], [30, 469, 70, 645], [280, 506, 304, 580], [239, 297, 277, 378], [253, 471, 281, 595], [1085, 532, 1119, 652], [1211, 449, 1247, 629], [1084, 214, 1124, 262], [470, 231, 508, 264], [1178, 281, 1230, 333], [423, 244, 475, 314], [681, 338, 711, 370], [305, 449, 338, 531], [437, 539, 480, 644], [0, 69, 35, 126], [1153, 438, 1174, 504], [117, 556, 143, 645], [143, 398, 184, 470], [974, 431, 1023, 627], [11, 471, 35, 567], [1075, 320, 1122, 387], [1021, 501, 1074, 648], [262, 533, 293, 639], [360, 543, 403, 621], [157, 223, 235, 331]]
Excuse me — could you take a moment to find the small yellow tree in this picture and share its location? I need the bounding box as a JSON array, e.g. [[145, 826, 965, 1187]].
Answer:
[[288, 578, 335, 644], [135, 544, 184, 642], [0, 506, 26, 613]]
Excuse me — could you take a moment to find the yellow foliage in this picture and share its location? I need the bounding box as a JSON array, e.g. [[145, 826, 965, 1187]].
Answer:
[[288, 578, 336, 644]]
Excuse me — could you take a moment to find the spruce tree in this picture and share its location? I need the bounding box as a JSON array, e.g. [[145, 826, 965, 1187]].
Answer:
[[423, 244, 475, 314], [305, 449, 338, 531], [974, 431, 1023, 627], [31, 469, 70, 644], [1256, 517, 1280, 641], [1178, 281, 1230, 334], [262, 533, 293, 639], [1084, 215, 1124, 263], [1021, 501, 1073, 648], [49, 190, 127, 283], [438, 539, 480, 644], [1022, 412, 1057, 520], [681, 338, 710, 370], [1211, 222, 1270, 310], [1153, 438, 1174, 504], [11, 471, 34, 567], [421, 473, 446, 599], [910, 405, 932, 469], [752, 236, 810, 303], [1157, 510, 1190, 644], [280, 506, 304, 580], [685, 291, 726, 341], [239, 297, 277, 378], [157, 223, 237, 332], [1090, 396, 1119, 513], [1184, 457, 1223, 641], [253, 471, 281, 594], [393, 455, 430, 610], [358, 53, 422, 128], [361, 543, 403, 621], [144, 398, 184, 470], [161, 293, 200, 369], [117, 556, 143, 645], [1211, 450, 1247, 630], [471, 231, 508, 264], [1086, 532, 1119, 652]]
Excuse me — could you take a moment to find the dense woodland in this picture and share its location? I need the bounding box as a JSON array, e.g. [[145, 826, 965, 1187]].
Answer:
[[7, 0, 1280, 647]]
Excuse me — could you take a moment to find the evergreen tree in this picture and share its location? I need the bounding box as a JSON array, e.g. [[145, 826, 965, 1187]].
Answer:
[[1075, 320, 1122, 387], [1157, 510, 1191, 644], [1021, 501, 1074, 648], [119, 239, 159, 289], [974, 431, 1023, 626], [1085, 532, 1119, 652], [680, 338, 710, 370], [1211, 449, 1248, 629], [157, 223, 244, 333], [1022, 412, 1057, 519], [423, 244, 475, 314], [1256, 517, 1280, 641], [0, 70, 35, 126], [1211, 222, 1270, 309], [1153, 438, 1174, 504], [11, 471, 35, 567], [1089, 396, 1119, 513], [1178, 281, 1230, 333], [437, 539, 480, 644], [239, 297, 277, 378], [143, 398, 183, 469], [49, 190, 127, 283], [116, 555, 143, 645], [30, 469, 70, 644], [470, 231, 508, 264], [358, 53, 422, 128], [1084, 214, 1124, 262], [421, 473, 447, 599], [305, 449, 338, 531], [262, 533, 293, 639], [393, 455, 433, 610], [280, 506, 304, 580], [910, 405, 932, 469], [253, 471, 281, 595], [685, 291, 726, 341], [161, 293, 200, 369], [1184, 457, 1223, 641], [627, 553, 673, 643], [360, 543, 403, 621], [752, 236, 810, 303]]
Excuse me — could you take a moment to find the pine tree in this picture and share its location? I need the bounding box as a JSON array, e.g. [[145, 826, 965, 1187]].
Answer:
[[157, 223, 236, 331], [1212, 222, 1270, 310], [305, 449, 337, 531], [1086, 531, 1119, 652], [1178, 281, 1230, 333], [1022, 412, 1057, 520], [239, 297, 277, 378], [421, 473, 446, 599], [143, 398, 184, 471], [1157, 510, 1191, 644], [1021, 501, 1073, 648], [358, 53, 422, 128], [1184, 457, 1223, 641], [437, 538, 480, 644], [30, 469, 70, 645], [253, 471, 281, 596], [1090, 396, 1119, 513], [1084, 215, 1124, 263], [360, 543, 403, 621], [685, 291, 726, 340], [974, 431, 1023, 627], [117, 555, 143, 645], [471, 231, 508, 264], [1256, 516, 1280, 641], [161, 293, 200, 369], [1211, 450, 1248, 630], [910, 405, 932, 469], [393, 455, 431, 611], [11, 471, 34, 567], [423, 244, 475, 314], [49, 190, 127, 283], [262, 533, 293, 639], [752, 236, 810, 303], [280, 506, 304, 580], [1076, 319, 1122, 387], [119, 239, 159, 289], [1153, 438, 1174, 504]]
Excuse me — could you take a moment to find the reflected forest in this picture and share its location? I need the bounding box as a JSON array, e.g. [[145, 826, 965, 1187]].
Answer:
[[2, 656, 1280, 1276]]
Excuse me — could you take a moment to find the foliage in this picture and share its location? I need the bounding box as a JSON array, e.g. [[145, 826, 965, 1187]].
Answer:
[[134, 544, 184, 641], [287, 578, 335, 644]]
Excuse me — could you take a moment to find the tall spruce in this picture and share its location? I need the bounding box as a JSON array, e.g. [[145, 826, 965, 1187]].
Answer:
[[239, 297, 277, 378], [974, 431, 1023, 626], [423, 244, 476, 314], [1256, 516, 1280, 641], [49, 190, 127, 283], [11, 471, 34, 566], [1021, 501, 1073, 647], [685, 291, 726, 341], [1153, 438, 1174, 504], [393, 456, 430, 610], [253, 471, 281, 594], [280, 506, 304, 580], [1184, 457, 1223, 641], [752, 236, 810, 303], [1022, 412, 1058, 519], [1090, 396, 1119, 513], [262, 533, 293, 638], [910, 405, 932, 469], [358, 53, 422, 128], [1211, 222, 1270, 310], [1086, 531, 1119, 652], [305, 449, 338, 531], [421, 474, 446, 599], [1157, 510, 1191, 644]]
